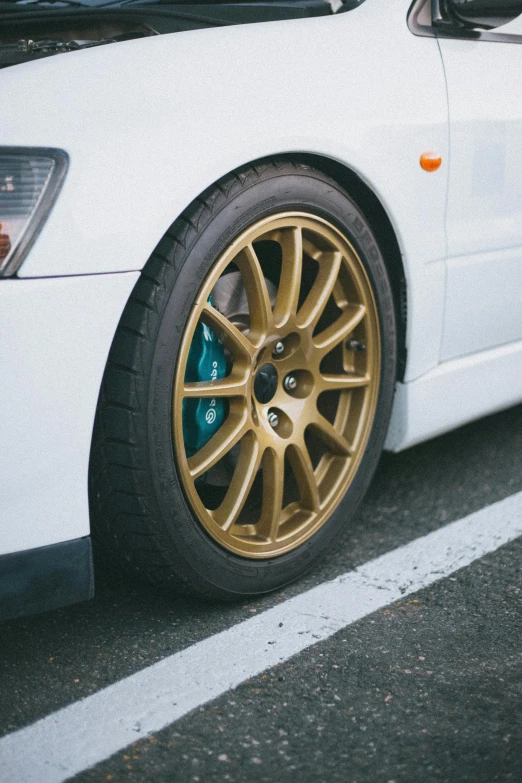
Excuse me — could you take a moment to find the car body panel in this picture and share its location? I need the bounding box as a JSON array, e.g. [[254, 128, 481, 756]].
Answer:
[[385, 338, 522, 451], [3, 0, 449, 387], [1, 0, 522, 581], [442, 246, 522, 359], [439, 33, 522, 360], [0, 272, 139, 555]]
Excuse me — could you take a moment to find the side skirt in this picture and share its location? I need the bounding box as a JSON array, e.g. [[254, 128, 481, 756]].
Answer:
[[385, 339, 522, 452]]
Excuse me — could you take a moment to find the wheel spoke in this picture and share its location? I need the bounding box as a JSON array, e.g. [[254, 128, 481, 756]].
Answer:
[[235, 244, 273, 344], [309, 414, 352, 456], [273, 226, 303, 327], [213, 432, 263, 530], [256, 448, 285, 542], [201, 302, 256, 360], [296, 251, 342, 330], [187, 403, 249, 480], [318, 372, 370, 393], [313, 304, 366, 355], [174, 211, 382, 561], [287, 442, 320, 513], [183, 374, 249, 399]]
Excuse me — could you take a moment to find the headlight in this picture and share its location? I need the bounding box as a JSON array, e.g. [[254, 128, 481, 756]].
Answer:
[[0, 148, 68, 277]]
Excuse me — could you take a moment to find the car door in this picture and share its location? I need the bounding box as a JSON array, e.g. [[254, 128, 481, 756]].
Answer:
[[437, 12, 522, 361]]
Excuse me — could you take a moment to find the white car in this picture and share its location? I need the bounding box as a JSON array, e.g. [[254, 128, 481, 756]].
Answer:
[[1, 0, 521, 618]]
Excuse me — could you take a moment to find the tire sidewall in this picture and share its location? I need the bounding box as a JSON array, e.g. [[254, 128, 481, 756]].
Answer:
[[147, 166, 396, 598]]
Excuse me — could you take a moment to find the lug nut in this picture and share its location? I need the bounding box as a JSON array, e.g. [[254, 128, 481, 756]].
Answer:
[[284, 375, 297, 392], [268, 411, 279, 429], [273, 340, 284, 356], [346, 339, 366, 351]]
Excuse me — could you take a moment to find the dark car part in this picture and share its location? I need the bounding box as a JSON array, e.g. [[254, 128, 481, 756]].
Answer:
[[89, 158, 396, 600], [0, 1, 366, 68]]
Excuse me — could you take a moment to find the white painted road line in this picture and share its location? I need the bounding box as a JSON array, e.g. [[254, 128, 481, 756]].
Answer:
[[1, 491, 522, 783]]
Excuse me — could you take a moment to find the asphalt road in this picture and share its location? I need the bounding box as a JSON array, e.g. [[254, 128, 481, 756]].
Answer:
[[1, 403, 521, 782]]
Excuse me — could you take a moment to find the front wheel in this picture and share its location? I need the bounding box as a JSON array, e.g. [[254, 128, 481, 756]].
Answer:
[[89, 159, 397, 599]]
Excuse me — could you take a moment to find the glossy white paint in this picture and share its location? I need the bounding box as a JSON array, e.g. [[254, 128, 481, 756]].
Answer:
[[0, 272, 139, 555], [441, 246, 522, 359], [439, 33, 522, 360], [2, 0, 449, 385], [1, 0, 522, 561], [385, 339, 522, 452]]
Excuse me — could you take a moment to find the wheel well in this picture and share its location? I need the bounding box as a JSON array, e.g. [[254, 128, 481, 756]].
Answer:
[[281, 153, 407, 381]]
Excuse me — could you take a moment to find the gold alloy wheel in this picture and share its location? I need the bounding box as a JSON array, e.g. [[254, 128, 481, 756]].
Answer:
[[173, 212, 381, 558]]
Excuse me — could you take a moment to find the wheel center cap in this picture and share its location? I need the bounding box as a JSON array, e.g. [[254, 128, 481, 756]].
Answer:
[[254, 363, 278, 404]]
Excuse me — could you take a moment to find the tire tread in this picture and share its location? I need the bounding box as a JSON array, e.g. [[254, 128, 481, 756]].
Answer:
[[89, 157, 396, 599]]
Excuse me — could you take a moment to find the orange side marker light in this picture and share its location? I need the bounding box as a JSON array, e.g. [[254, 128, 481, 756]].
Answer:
[[420, 151, 442, 172]]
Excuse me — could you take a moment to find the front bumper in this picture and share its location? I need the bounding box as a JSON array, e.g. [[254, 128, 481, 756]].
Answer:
[[0, 537, 94, 621], [0, 272, 139, 559]]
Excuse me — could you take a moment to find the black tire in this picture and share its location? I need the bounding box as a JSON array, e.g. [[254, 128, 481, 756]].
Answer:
[[89, 158, 397, 600]]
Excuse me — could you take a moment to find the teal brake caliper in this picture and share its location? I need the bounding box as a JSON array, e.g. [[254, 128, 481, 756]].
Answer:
[[182, 297, 227, 459]]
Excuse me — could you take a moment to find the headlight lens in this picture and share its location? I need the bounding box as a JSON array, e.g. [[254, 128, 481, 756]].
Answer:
[[0, 148, 68, 277]]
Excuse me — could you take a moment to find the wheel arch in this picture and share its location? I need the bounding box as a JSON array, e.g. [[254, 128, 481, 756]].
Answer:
[[147, 151, 407, 381], [88, 155, 398, 596], [282, 152, 407, 381], [89, 150, 409, 487]]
